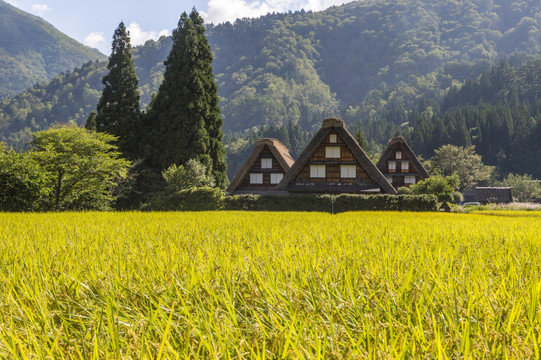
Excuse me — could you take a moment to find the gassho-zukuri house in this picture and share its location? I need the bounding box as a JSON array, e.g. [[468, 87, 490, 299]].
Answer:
[[376, 136, 429, 189], [226, 138, 295, 195], [227, 118, 422, 195]]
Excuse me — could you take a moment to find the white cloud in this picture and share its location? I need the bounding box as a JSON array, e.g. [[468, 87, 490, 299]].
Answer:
[[5, 0, 19, 7], [203, 0, 347, 24], [31, 3, 50, 16], [83, 32, 106, 52], [126, 22, 171, 47], [83, 23, 171, 55]]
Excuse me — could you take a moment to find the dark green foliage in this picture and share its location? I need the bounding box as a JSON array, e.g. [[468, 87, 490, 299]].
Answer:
[[145, 192, 438, 212], [354, 128, 368, 150], [142, 186, 224, 211], [0, 1, 105, 98], [223, 194, 438, 212], [224, 194, 332, 212], [333, 194, 438, 212], [146, 9, 227, 188], [89, 22, 142, 160]]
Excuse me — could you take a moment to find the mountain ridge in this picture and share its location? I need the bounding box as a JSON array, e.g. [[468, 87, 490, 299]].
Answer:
[[3, 0, 541, 160], [0, 0, 106, 98]]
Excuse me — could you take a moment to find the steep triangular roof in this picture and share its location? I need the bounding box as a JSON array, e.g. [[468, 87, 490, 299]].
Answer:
[[277, 118, 397, 194], [226, 138, 294, 193], [376, 136, 429, 178]]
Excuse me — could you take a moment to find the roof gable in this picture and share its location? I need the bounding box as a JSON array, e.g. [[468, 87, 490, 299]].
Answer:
[[376, 136, 429, 179], [226, 138, 294, 193], [277, 118, 396, 194]]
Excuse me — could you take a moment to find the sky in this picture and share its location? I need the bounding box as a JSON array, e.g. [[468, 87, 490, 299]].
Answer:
[[5, 0, 350, 54]]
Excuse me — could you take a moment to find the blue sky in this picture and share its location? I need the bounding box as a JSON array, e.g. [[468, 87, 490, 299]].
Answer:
[[5, 0, 350, 54]]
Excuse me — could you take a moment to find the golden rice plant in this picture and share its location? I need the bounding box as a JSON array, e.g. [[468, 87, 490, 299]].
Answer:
[[0, 211, 540, 358]]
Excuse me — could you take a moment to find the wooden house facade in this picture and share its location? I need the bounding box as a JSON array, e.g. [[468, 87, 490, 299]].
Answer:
[[277, 118, 396, 194], [226, 138, 295, 194], [376, 136, 429, 189]]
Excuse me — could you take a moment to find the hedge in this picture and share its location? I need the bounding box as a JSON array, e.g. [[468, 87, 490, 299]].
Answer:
[[224, 194, 438, 212], [143, 188, 438, 212], [223, 194, 332, 212], [142, 186, 224, 211]]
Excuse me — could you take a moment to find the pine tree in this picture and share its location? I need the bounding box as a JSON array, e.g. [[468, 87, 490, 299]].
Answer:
[[87, 22, 141, 160], [354, 128, 369, 150], [147, 9, 227, 188]]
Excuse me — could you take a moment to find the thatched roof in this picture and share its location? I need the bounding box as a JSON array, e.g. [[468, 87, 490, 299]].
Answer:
[[226, 138, 294, 193], [376, 136, 429, 178], [277, 118, 397, 194], [475, 187, 513, 203]]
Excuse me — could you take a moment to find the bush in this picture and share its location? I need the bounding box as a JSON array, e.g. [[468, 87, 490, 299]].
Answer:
[[143, 187, 224, 211], [0, 148, 47, 212], [162, 159, 215, 191], [402, 175, 461, 203]]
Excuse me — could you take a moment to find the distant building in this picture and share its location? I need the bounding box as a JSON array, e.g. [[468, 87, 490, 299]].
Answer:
[[277, 118, 396, 194], [376, 136, 429, 189], [226, 138, 294, 195], [462, 187, 513, 203]]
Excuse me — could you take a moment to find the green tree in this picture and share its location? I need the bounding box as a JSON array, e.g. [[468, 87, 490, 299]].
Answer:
[[0, 143, 47, 211], [147, 9, 227, 188], [431, 145, 494, 191], [87, 22, 142, 160], [400, 175, 462, 203], [162, 159, 215, 192], [30, 126, 131, 211], [354, 128, 369, 149], [498, 173, 541, 202]]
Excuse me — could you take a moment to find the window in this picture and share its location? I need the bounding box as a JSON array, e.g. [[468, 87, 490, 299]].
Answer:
[[310, 165, 326, 178], [270, 173, 283, 184], [405, 175, 416, 184], [386, 175, 393, 183], [388, 161, 396, 171], [325, 146, 340, 158], [261, 158, 272, 169], [401, 161, 409, 172], [250, 173, 263, 184], [329, 134, 337, 143], [395, 151, 402, 159], [340, 165, 356, 178]]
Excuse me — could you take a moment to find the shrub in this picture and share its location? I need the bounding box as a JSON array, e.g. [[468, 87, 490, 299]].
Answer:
[[162, 159, 215, 191], [403, 175, 461, 203], [143, 187, 224, 211]]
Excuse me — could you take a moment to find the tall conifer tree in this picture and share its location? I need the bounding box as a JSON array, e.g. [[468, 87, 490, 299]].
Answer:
[[147, 9, 227, 188], [87, 22, 141, 160]]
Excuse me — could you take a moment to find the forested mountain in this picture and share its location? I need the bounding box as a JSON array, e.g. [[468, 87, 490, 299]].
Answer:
[[3, 0, 541, 178], [358, 59, 541, 178], [0, 0, 105, 98]]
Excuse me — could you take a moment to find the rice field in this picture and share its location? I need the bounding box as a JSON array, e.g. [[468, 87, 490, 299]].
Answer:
[[1, 211, 541, 358]]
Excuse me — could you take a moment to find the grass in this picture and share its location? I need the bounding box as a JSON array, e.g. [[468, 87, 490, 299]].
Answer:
[[0, 211, 540, 358]]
